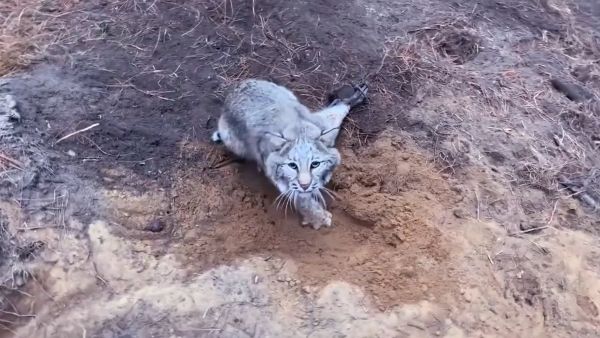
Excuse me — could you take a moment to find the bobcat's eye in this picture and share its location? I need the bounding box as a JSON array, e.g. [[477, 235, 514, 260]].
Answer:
[[310, 161, 320, 169], [288, 163, 298, 170]]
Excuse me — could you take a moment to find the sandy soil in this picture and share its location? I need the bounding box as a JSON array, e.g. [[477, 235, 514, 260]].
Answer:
[[1, 0, 600, 337]]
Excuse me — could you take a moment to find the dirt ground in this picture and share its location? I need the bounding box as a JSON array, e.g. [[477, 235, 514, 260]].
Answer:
[[1, 0, 600, 337]]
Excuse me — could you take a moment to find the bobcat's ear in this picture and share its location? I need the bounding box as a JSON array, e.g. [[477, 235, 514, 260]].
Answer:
[[265, 132, 288, 150], [318, 127, 339, 147]]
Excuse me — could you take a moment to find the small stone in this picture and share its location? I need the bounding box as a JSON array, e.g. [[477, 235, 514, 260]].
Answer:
[[40, 250, 59, 264], [518, 221, 545, 234], [67, 150, 77, 157], [301, 286, 312, 294], [453, 209, 467, 219], [13, 270, 27, 287], [392, 228, 405, 243], [66, 253, 76, 265], [277, 276, 285, 282], [285, 277, 292, 282], [145, 219, 165, 233]]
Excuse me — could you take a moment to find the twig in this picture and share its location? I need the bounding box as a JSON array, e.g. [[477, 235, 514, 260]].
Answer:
[[406, 322, 425, 330], [180, 328, 222, 332], [509, 225, 550, 236], [0, 153, 23, 170], [0, 310, 35, 318], [474, 189, 480, 221], [55, 123, 99, 145], [16, 225, 61, 231], [93, 262, 111, 289], [547, 200, 558, 225]]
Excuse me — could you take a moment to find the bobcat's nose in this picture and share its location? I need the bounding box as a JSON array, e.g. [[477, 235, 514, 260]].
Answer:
[[298, 172, 312, 191]]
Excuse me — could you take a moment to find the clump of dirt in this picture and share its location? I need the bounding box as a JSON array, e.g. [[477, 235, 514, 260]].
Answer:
[[434, 28, 481, 65]]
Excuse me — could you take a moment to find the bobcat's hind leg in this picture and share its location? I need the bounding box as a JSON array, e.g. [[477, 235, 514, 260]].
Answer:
[[213, 117, 247, 158], [327, 83, 368, 108]]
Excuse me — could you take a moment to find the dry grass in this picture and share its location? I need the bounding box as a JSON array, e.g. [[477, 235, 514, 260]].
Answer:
[[0, 0, 75, 76], [371, 10, 600, 218]]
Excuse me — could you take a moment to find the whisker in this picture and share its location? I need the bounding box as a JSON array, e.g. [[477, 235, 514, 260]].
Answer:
[[277, 190, 293, 212], [315, 190, 327, 207], [274, 191, 287, 211], [285, 190, 295, 216], [292, 190, 298, 211], [321, 187, 339, 200]]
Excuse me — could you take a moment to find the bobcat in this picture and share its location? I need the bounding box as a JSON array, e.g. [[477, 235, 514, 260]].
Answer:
[[212, 79, 367, 229]]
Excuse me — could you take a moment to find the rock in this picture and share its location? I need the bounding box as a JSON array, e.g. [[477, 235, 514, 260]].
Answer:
[[145, 219, 165, 233], [0, 94, 21, 137], [392, 227, 405, 243], [453, 209, 467, 219], [13, 270, 27, 287], [550, 78, 593, 102]]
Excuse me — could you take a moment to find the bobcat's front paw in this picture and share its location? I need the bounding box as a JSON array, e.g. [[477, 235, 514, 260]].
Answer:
[[301, 210, 333, 230]]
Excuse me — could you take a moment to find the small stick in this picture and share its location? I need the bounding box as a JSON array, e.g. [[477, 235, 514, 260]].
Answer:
[[16, 225, 61, 231], [487, 253, 494, 265], [547, 200, 558, 225], [509, 225, 550, 236], [474, 189, 480, 221], [55, 123, 99, 145], [0, 310, 35, 318], [0, 153, 23, 169]]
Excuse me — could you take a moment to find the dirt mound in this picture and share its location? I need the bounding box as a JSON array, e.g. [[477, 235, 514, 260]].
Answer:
[[158, 132, 458, 308]]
